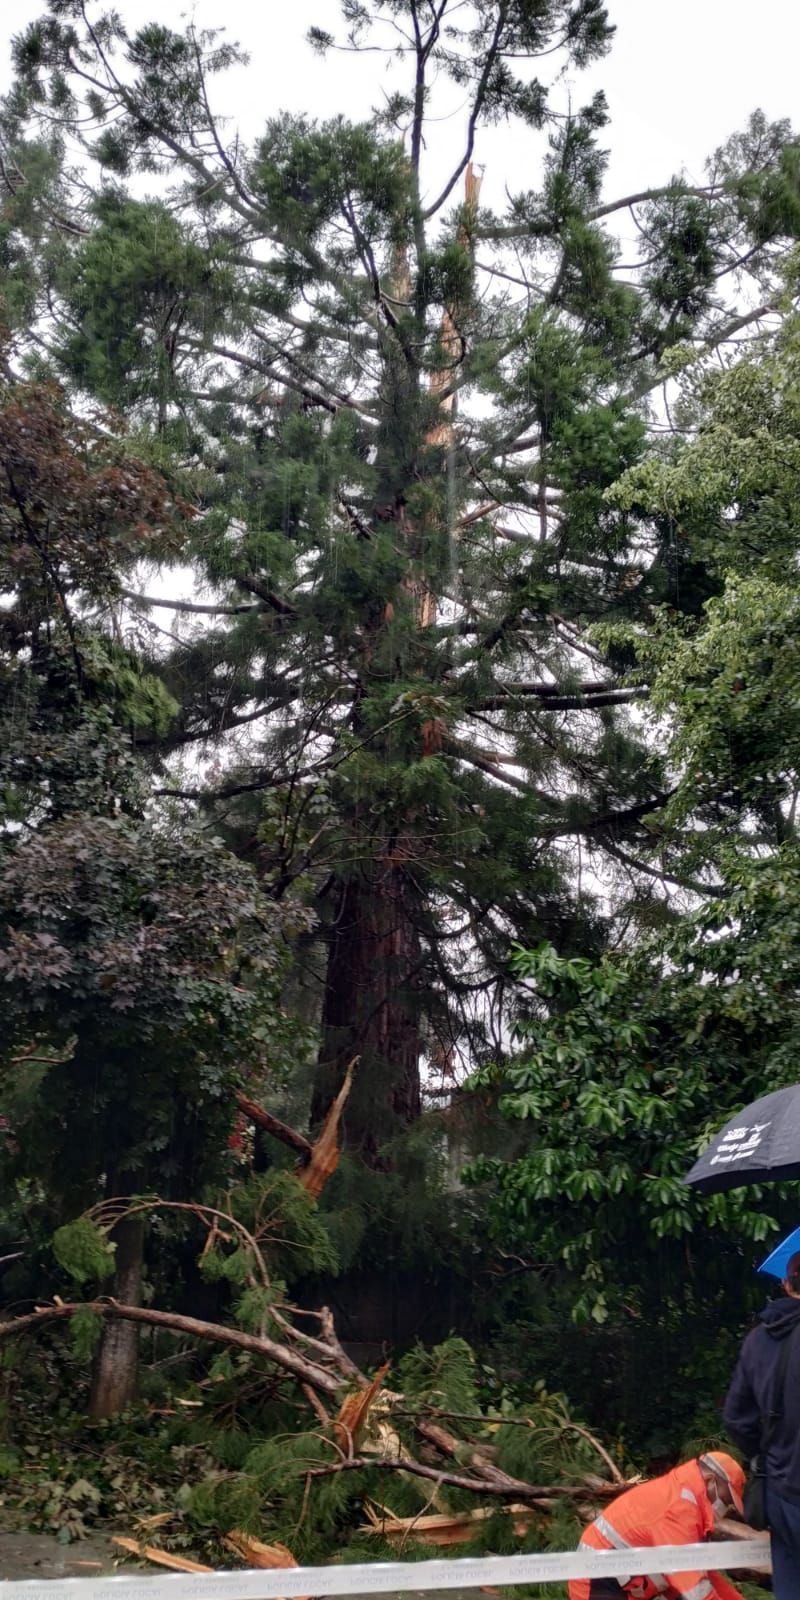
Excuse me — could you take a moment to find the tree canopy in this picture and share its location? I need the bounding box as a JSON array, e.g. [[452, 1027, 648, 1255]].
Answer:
[[3, 0, 800, 1159], [0, 0, 800, 1540]]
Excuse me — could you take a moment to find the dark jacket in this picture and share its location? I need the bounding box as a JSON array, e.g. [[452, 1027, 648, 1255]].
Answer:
[[723, 1296, 800, 1507]]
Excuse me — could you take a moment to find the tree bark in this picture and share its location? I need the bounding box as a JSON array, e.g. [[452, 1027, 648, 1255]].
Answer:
[[313, 867, 422, 1162], [235, 1090, 313, 1162], [309, 302, 434, 1163], [1, 1300, 343, 1394], [88, 1210, 144, 1419]]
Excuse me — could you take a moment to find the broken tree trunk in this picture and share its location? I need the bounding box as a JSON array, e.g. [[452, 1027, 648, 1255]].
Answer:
[[236, 1065, 356, 1195], [300, 1056, 358, 1199]]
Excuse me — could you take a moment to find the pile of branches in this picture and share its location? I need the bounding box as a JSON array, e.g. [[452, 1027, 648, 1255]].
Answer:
[[0, 1191, 630, 1533]]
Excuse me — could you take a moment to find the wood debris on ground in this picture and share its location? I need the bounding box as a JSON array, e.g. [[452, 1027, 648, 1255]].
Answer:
[[361, 1500, 540, 1545], [111, 1537, 213, 1573], [223, 1532, 309, 1599]]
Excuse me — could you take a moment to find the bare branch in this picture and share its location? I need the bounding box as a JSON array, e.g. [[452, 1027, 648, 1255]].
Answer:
[[306, 1454, 617, 1503], [479, 182, 722, 242], [0, 1300, 342, 1394], [233, 576, 298, 617], [444, 737, 550, 802], [599, 838, 725, 898], [235, 1090, 313, 1162], [422, 7, 507, 220], [120, 588, 262, 617], [588, 183, 722, 222], [476, 686, 648, 712]]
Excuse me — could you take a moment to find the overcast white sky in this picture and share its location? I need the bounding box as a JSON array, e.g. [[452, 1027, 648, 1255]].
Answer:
[[2, 0, 800, 214]]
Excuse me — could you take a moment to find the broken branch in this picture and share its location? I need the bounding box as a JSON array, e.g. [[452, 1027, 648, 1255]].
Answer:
[[235, 1091, 313, 1162]]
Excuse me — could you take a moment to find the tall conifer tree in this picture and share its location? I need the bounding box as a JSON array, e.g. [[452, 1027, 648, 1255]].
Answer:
[[3, 2, 800, 1156]]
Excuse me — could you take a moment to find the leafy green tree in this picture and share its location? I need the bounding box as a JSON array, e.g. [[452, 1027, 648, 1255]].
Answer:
[[3, 4, 800, 1164], [467, 311, 800, 1440], [465, 843, 800, 1444], [610, 299, 800, 860], [0, 373, 307, 1415], [469, 929, 792, 1310]]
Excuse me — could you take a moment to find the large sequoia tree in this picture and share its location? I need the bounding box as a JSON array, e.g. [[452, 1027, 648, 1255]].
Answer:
[[3, 1, 800, 1157]]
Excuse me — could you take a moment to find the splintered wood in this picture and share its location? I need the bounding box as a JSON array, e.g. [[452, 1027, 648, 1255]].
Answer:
[[334, 1361, 390, 1455], [223, 1532, 310, 1599], [361, 1502, 539, 1546], [297, 1055, 357, 1198], [110, 1537, 213, 1573]]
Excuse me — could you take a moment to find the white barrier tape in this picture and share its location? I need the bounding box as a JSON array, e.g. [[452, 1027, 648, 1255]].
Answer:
[[0, 1540, 771, 1600]]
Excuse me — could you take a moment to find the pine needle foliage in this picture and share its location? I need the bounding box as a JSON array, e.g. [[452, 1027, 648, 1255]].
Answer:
[[397, 1337, 478, 1415], [4, 5, 800, 1155]]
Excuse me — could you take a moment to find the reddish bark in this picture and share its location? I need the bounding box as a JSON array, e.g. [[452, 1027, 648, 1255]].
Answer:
[[313, 869, 422, 1161]]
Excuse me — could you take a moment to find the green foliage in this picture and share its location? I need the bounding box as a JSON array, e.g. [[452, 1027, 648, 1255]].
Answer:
[[57, 194, 236, 409], [457, 314, 800, 1396], [3, 0, 800, 1501], [397, 1338, 478, 1414], [251, 116, 412, 250], [243, 1173, 339, 1281], [0, 816, 305, 1211], [53, 1220, 115, 1287], [187, 1471, 263, 1535], [3, 0, 797, 1168], [197, 1173, 339, 1313], [187, 1430, 361, 1557], [0, 373, 313, 1386], [68, 1309, 104, 1361], [491, 1385, 619, 1487], [468, 933, 794, 1315], [606, 311, 800, 854], [0, 1335, 215, 1542]]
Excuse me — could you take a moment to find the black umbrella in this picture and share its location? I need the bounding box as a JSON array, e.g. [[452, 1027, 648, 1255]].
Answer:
[[683, 1084, 800, 1194]]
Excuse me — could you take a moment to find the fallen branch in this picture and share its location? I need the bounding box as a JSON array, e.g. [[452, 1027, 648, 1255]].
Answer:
[[558, 1421, 626, 1485], [361, 1503, 539, 1546], [223, 1531, 307, 1593], [712, 1519, 771, 1583], [1, 1293, 641, 1519], [305, 1455, 625, 1504], [302, 1384, 332, 1428], [413, 1417, 547, 1497], [234, 1092, 313, 1162], [0, 1300, 342, 1395]]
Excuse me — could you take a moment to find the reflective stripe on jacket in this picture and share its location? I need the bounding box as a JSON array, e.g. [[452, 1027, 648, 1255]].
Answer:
[[566, 1459, 746, 1600]]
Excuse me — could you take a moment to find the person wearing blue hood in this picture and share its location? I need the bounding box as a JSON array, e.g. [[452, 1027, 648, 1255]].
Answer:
[[723, 1248, 800, 1598]]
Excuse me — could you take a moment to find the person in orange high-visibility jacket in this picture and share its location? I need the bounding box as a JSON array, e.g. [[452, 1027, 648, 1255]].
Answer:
[[568, 1452, 747, 1600]]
